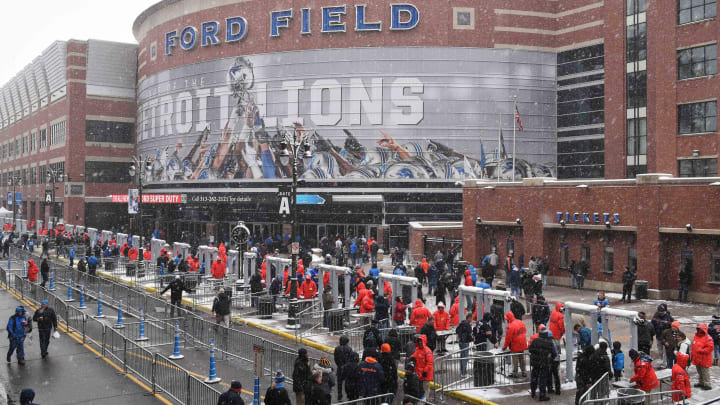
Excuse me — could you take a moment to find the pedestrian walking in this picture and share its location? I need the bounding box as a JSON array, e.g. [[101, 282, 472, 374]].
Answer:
[[39, 259, 49, 288], [612, 341, 624, 382], [634, 312, 655, 354], [410, 335, 434, 394], [265, 370, 292, 405], [342, 351, 361, 400], [217, 380, 245, 405], [548, 303, 565, 354], [379, 344, 398, 404], [456, 313, 473, 377], [678, 263, 693, 302], [32, 300, 57, 359], [160, 275, 193, 317], [547, 331, 561, 395], [211, 288, 231, 329], [333, 335, 354, 401], [652, 304, 674, 367], [692, 323, 714, 390], [7, 306, 31, 365], [528, 328, 554, 401], [531, 295, 550, 332], [293, 348, 312, 405], [577, 258, 589, 289], [503, 311, 528, 378], [87, 254, 99, 276], [307, 370, 330, 405], [402, 360, 424, 404], [359, 354, 384, 405]]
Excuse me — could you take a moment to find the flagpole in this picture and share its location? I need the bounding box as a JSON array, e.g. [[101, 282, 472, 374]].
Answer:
[[497, 113, 501, 182], [512, 95, 517, 182]]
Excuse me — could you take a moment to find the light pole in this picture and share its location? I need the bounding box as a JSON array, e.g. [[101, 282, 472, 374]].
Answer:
[[45, 168, 61, 226], [7, 174, 21, 233], [129, 156, 152, 261], [277, 124, 314, 301]]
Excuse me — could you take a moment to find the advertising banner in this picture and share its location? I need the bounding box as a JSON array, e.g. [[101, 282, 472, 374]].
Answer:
[[138, 47, 556, 183], [128, 189, 139, 214]]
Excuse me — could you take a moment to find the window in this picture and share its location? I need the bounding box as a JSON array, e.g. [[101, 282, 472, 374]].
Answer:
[[559, 243, 569, 268], [581, 244, 591, 265], [603, 246, 614, 273], [14, 139, 18, 157], [627, 71, 648, 108], [22, 135, 28, 154], [29, 131, 36, 152], [628, 247, 637, 272], [678, 44, 717, 80], [29, 167, 36, 185], [85, 120, 135, 143], [712, 253, 720, 283], [678, 0, 717, 24], [627, 0, 647, 15], [39, 128, 47, 149], [678, 101, 717, 134], [626, 23, 647, 62], [21, 169, 26, 185], [627, 118, 648, 156], [48, 162, 64, 182], [49, 121, 66, 146], [85, 161, 132, 183], [679, 158, 718, 176], [39, 166, 46, 184]]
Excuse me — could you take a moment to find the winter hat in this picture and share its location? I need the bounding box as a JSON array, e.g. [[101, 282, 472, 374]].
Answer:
[[406, 360, 416, 372], [319, 357, 331, 367], [657, 304, 666, 312], [381, 343, 391, 353], [275, 370, 285, 384], [671, 321, 680, 329], [437, 302, 445, 308], [629, 349, 639, 360], [298, 348, 308, 356], [538, 324, 545, 331], [230, 381, 242, 391], [41, 300, 48, 305], [539, 328, 549, 337]]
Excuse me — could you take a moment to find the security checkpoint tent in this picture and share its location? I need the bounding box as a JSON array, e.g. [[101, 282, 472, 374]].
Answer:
[[242, 252, 257, 283], [317, 264, 352, 308], [116, 233, 128, 247], [150, 238, 166, 263], [265, 256, 291, 293], [87, 227, 98, 247], [101, 230, 113, 244], [132, 235, 140, 250], [173, 242, 190, 260], [226, 250, 240, 282], [457, 286, 511, 324], [563, 302, 638, 382], [377, 273, 420, 309]]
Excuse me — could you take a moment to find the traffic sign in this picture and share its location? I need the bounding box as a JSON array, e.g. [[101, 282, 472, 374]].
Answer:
[[296, 194, 325, 205], [44, 191, 53, 204]]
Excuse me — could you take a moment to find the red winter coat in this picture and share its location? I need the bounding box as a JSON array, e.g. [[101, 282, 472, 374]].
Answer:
[[630, 355, 659, 392], [359, 293, 374, 313], [410, 334, 434, 381], [449, 296, 460, 326], [261, 259, 267, 282], [354, 284, 371, 307], [503, 312, 528, 352], [464, 270, 473, 287], [143, 250, 151, 261], [672, 352, 692, 402], [128, 248, 138, 261], [300, 279, 317, 299], [27, 260, 39, 282], [323, 271, 330, 287], [692, 324, 714, 368], [434, 309, 450, 331], [548, 303, 565, 339], [420, 258, 429, 274], [383, 281, 392, 297], [393, 301, 407, 323], [211, 260, 226, 279], [409, 300, 432, 333]]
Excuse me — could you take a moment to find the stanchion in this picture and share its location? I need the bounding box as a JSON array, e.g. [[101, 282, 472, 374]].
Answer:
[[48, 269, 56, 291], [204, 338, 221, 383], [168, 320, 184, 359], [114, 297, 125, 329], [65, 277, 75, 302], [95, 290, 105, 318], [253, 377, 260, 405], [79, 284, 87, 309], [136, 306, 149, 341], [23, 262, 27, 278]]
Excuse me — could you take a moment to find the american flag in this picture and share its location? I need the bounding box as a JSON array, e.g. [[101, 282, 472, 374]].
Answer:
[[515, 104, 524, 132]]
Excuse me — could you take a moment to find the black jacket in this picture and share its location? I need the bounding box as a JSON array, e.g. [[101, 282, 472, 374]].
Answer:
[[456, 320, 473, 344], [385, 331, 402, 360], [212, 293, 231, 316], [307, 380, 330, 405], [528, 335, 555, 369], [531, 301, 550, 326], [33, 307, 57, 330], [292, 355, 311, 394], [264, 385, 291, 405], [342, 354, 361, 397], [402, 372, 424, 404], [333, 337, 354, 372], [590, 350, 612, 381], [622, 270, 636, 286], [379, 352, 398, 394], [575, 348, 595, 387], [679, 268, 693, 285], [635, 319, 654, 347], [40, 261, 50, 275], [161, 279, 193, 301], [419, 323, 437, 352], [217, 389, 245, 405], [510, 300, 525, 320], [250, 273, 263, 293]]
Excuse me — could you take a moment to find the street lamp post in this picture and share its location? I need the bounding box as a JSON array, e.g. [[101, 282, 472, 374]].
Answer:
[[7, 175, 21, 233], [45, 169, 59, 225], [129, 157, 152, 261], [278, 125, 314, 303]]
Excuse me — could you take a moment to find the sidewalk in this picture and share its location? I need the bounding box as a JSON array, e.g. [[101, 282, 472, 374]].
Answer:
[[0, 288, 165, 405]]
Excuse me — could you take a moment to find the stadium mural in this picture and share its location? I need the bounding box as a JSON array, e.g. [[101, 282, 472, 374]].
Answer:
[[137, 47, 557, 182]]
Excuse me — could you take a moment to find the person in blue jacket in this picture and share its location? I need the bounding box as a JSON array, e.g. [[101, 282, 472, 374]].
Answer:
[[7, 306, 31, 365], [359, 355, 385, 400], [87, 254, 99, 276], [476, 277, 491, 290], [612, 341, 624, 381], [368, 264, 380, 280], [350, 241, 358, 266], [68, 245, 75, 267], [574, 324, 592, 350], [392, 266, 405, 276], [468, 265, 478, 285]]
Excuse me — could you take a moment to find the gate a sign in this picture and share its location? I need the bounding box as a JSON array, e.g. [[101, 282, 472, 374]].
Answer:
[[278, 185, 291, 219], [44, 191, 53, 204]]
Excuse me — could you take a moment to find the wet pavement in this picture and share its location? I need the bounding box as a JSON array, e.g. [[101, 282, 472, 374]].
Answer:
[[0, 288, 165, 405]]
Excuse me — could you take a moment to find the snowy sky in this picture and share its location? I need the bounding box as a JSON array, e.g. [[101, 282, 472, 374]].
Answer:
[[0, 0, 156, 87]]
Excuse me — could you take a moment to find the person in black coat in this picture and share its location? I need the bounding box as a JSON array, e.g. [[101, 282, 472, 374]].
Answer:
[[217, 381, 245, 405], [292, 348, 312, 405], [402, 360, 424, 404], [161, 275, 193, 317], [531, 295, 551, 331], [359, 355, 385, 403], [510, 296, 525, 320], [379, 344, 398, 403], [39, 258, 50, 288], [621, 266, 636, 303], [32, 300, 57, 358], [590, 341, 612, 381], [575, 345, 596, 405], [342, 351, 361, 400], [249, 269, 263, 308], [634, 312, 654, 354], [374, 295, 389, 324], [264, 371, 292, 405], [333, 335, 354, 401], [528, 329, 555, 401], [385, 329, 402, 360], [307, 370, 330, 405], [362, 333, 381, 360], [419, 318, 437, 352]]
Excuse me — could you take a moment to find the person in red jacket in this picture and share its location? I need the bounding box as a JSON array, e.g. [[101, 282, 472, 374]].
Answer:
[[354, 283, 371, 307], [410, 334, 434, 394], [449, 296, 460, 326], [433, 303, 450, 331], [548, 303, 565, 353], [300, 274, 317, 299], [420, 258, 429, 276], [359, 290, 374, 313], [296, 259, 305, 278], [503, 311, 528, 378], [323, 270, 330, 287], [27, 259, 39, 282], [142, 249, 152, 261], [692, 323, 714, 390], [128, 247, 138, 261], [629, 349, 659, 392], [260, 256, 268, 283], [409, 299, 432, 333], [672, 352, 692, 402], [393, 296, 407, 325], [464, 269, 473, 287], [211, 257, 226, 279]]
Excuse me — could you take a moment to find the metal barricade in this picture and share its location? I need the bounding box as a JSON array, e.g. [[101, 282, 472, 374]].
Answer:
[[582, 390, 686, 405], [578, 372, 611, 405], [186, 374, 222, 405], [124, 339, 155, 385], [153, 352, 190, 403], [434, 349, 531, 397]]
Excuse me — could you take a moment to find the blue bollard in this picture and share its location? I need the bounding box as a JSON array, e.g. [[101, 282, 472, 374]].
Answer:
[[114, 297, 125, 329], [204, 338, 221, 383], [23, 263, 27, 278], [48, 270, 56, 291], [95, 290, 105, 318], [159, 262, 165, 276], [79, 284, 87, 309], [136, 307, 148, 341], [253, 376, 260, 405], [168, 320, 184, 359], [65, 277, 75, 302]]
